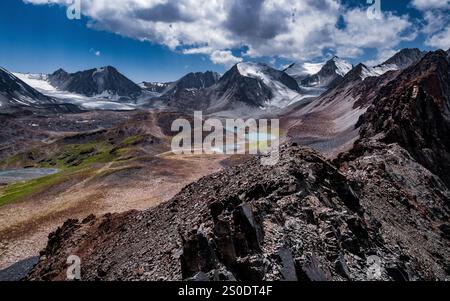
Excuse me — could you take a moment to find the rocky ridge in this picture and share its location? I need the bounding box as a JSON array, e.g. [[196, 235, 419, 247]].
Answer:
[[27, 142, 450, 281]]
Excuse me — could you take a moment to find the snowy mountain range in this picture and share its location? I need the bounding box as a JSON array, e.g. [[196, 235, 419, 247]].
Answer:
[[0, 48, 435, 115], [357, 48, 426, 80], [13, 72, 139, 111], [284, 48, 430, 155], [285, 56, 353, 91]]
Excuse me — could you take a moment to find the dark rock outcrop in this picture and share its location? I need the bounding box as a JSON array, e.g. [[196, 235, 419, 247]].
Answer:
[[333, 50, 450, 281], [164, 71, 220, 94], [380, 48, 426, 70], [157, 71, 220, 110], [352, 50, 450, 187]]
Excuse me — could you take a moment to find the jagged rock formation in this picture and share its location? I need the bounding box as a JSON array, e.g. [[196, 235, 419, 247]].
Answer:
[[333, 50, 450, 280], [338, 141, 450, 280], [352, 50, 450, 187], [24, 146, 373, 281]]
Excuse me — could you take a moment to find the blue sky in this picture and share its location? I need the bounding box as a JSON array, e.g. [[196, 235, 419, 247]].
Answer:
[[0, 0, 448, 82], [0, 0, 222, 82]]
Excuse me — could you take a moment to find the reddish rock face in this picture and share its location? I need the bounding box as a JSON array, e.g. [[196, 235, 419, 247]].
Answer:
[[356, 50, 450, 187]]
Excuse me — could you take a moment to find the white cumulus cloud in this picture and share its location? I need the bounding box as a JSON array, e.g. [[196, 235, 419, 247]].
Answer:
[[210, 50, 243, 67], [411, 0, 450, 11], [23, 0, 421, 66], [413, 3, 450, 50]]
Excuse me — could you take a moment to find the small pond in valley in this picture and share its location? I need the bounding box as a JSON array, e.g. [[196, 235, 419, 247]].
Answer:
[[0, 168, 60, 184]]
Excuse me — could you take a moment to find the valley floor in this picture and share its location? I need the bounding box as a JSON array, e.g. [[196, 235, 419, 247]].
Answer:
[[0, 154, 227, 270], [0, 110, 237, 270]]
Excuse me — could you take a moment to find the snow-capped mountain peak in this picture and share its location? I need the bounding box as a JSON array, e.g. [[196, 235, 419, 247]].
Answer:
[[194, 62, 305, 113], [12, 69, 141, 111], [284, 62, 325, 81], [284, 56, 352, 87], [296, 57, 353, 90], [47, 66, 142, 99], [331, 57, 353, 77], [236, 62, 269, 78], [234, 62, 302, 108]]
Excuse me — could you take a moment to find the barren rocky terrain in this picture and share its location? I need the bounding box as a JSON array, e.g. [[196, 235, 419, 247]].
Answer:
[[24, 50, 450, 281], [26, 143, 450, 281], [1, 48, 449, 282]]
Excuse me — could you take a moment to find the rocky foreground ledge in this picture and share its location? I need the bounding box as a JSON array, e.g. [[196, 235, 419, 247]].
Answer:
[[27, 142, 449, 281]]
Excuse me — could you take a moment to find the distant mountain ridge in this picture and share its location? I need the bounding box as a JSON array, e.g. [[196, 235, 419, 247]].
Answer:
[[380, 48, 426, 69], [152, 49, 431, 114], [156, 63, 304, 113], [213, 62, 301, 108], [300, 57, 352, 89], [162, 71, 220, 96], [285, 57, 352, 91], [48, 66, 142, 99], [140, 82, 171, 94], [1, 47, 438, 115], [284, 48, 431, 155]]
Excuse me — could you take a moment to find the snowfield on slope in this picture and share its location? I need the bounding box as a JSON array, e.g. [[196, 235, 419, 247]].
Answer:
[[13, 72, 137, 111], [284, 62, 325, 78], [360, 64, 398, 80], [333, 57, 353, 76], [237, 62, 301, 108]]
